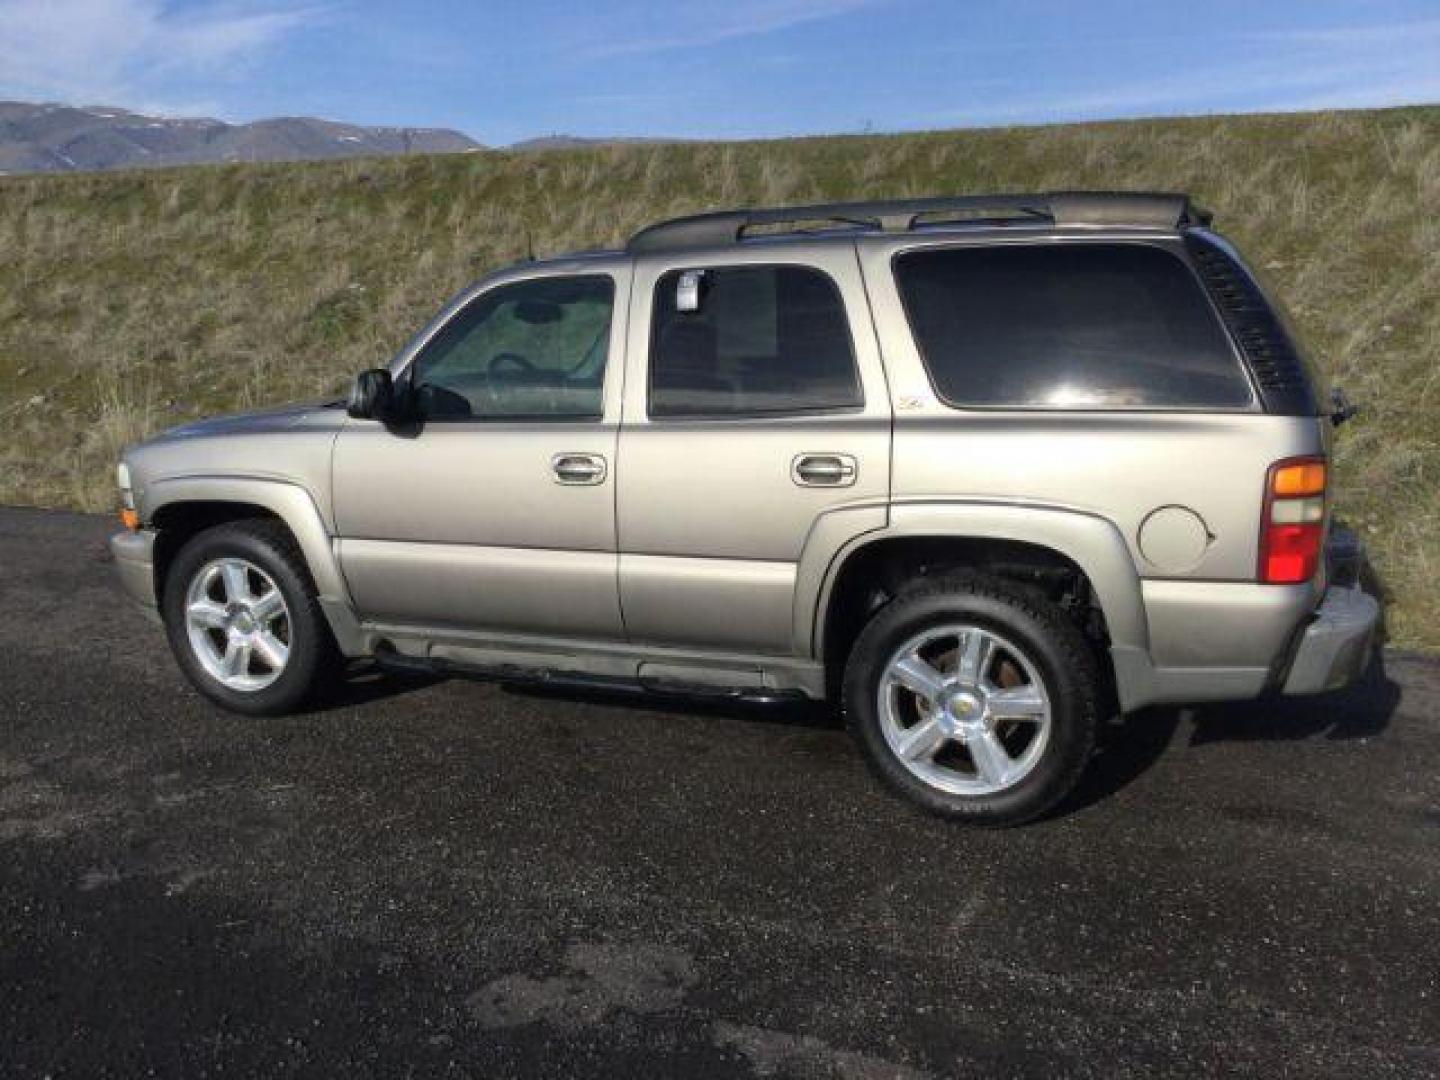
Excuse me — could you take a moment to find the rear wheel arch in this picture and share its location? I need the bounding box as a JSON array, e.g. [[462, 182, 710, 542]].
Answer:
[[816, 512, 1147, 700]]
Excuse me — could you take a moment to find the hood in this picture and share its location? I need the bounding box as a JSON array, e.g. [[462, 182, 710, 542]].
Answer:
[[121, 398, 346, 516], [151, 399, 340, 442]]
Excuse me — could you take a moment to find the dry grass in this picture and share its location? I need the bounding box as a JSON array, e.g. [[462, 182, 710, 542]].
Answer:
[[1, 106, 1437, 647]]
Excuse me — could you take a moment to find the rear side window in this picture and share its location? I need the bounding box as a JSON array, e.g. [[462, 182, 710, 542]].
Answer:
[[649, 265, 862, 418], [894, 243, 1252, 410]]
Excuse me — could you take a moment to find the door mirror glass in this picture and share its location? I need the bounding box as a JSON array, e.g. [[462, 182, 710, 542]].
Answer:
[[347, 368, 395, 420]]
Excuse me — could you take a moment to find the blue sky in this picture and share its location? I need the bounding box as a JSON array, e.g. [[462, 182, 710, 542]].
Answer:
[[0, 0, 1437, 144]]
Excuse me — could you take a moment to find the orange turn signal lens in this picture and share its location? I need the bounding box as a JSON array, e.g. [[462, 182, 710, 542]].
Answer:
[[1271, 460, 1327, 497], [119, 508, 140, 530]]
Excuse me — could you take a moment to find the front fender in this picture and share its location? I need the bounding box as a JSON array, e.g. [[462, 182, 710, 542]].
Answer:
[[143, 476, 366, 655]]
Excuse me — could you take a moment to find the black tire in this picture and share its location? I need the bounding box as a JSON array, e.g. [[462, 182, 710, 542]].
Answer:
[[161, 518, 340, 716], [842, 572, 1100, 826]]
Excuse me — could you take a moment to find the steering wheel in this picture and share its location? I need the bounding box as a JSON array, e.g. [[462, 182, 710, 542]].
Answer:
[[568, 323, 610, 376], [488, 352, 534, 376]]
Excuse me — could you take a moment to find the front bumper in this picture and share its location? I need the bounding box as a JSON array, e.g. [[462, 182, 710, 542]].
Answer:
[[1281, 583, 1379, 695], [110, 528, 159, 617]]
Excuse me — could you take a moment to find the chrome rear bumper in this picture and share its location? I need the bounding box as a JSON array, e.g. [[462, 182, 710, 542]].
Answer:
[[1281, 583, 1379, 695]]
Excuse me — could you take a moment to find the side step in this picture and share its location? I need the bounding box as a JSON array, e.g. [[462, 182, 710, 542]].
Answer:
[[371, 647, 809, 706]]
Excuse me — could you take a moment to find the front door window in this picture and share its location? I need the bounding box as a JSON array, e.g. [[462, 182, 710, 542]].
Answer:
[[410, 275, 614, 420]]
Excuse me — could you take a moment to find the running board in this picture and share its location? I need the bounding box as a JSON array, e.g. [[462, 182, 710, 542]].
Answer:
[[371, 647, 809, 706]]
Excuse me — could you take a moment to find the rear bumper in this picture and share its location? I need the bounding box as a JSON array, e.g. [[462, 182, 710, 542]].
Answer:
[[110, 528, 159, 617], [1114, 525, 1377, 711], [1280, 583, 1379, 695]]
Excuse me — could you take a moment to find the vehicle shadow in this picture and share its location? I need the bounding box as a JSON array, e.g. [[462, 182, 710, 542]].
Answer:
[[308, 659, 844, 731], [1058, 647, 1403, 816], [316, 648, 1403, 810], [512, 654, 1405, 823], [309, 554, 1403, 819], [1060, 550, 1399, 815], [307, 662, 445, 713], [499, 681, 844, 732]]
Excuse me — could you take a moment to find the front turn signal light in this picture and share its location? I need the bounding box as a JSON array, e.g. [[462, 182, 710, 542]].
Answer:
[[119, 508, 140, 530]]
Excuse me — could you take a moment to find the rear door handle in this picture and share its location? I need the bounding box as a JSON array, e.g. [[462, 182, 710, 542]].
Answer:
[[552, 453, 608, 485], [792, 453, 857, 487]]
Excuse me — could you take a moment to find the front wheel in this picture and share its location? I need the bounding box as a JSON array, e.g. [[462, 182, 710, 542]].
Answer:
[[161, 519, 339, 716], [843, 573, 1100, 826]]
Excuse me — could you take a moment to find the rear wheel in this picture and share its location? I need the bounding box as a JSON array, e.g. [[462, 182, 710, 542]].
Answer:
[[161, 519, 339, 716], [843, 573, 1100, 825]]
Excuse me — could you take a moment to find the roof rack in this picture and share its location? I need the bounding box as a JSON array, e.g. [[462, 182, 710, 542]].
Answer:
[[626, 191, 1211, 254]]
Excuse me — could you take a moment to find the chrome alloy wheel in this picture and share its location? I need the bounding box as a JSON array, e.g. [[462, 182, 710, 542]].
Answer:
[[877, 624, 1052, 796], [183, 558, 292, 692]]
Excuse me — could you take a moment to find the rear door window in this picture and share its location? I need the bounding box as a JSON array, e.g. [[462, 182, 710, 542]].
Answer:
[[649, 265, 862, 417], [893, 243, 1252, 410]]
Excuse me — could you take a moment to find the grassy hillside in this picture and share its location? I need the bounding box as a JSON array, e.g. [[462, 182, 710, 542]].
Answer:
[[1, 106, 1436, 647]]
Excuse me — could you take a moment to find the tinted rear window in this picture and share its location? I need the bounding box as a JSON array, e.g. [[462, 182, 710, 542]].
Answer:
[[894, 243, 1252, 410], [650, 265, 862, 417]]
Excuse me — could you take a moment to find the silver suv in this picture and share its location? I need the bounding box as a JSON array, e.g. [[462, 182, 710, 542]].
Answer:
[[111, 191, 1379, 825]]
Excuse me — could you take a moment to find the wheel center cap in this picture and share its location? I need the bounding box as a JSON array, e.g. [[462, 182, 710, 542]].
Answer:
[[233, 610, 257, 634], [944, 688, 983, 717], [941, 689, 988, 738]]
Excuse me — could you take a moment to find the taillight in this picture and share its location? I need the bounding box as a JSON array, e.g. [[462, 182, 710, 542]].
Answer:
[[1259, 456, 1326, 583]]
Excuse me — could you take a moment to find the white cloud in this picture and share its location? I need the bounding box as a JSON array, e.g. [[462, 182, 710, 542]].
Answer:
[[0, 0, 323, 112], [1248, 17, 1440, 47], [918, 17, 1440, 128], [1241, 18, 1440, 112], [588, 0, 887, 57]]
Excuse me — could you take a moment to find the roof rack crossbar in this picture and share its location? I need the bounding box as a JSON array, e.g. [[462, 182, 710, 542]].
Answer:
[[626, 191, 1209, 254]]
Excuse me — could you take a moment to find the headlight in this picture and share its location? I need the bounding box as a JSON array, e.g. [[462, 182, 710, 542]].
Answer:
[[117, 462, 135, 512]]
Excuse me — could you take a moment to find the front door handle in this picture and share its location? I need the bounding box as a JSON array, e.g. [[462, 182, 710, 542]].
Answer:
[[792, 453, 857, 487], [552, 453, 608, 486]]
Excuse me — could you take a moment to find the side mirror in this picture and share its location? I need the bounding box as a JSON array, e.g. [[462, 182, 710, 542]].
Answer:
[[1330, 386, 1358, 427], [676, 269, 706, 313], [347, 368, 394, 420]]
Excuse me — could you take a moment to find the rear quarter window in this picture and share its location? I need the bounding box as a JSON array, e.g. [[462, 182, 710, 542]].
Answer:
[[894, 243, 1253, 410]]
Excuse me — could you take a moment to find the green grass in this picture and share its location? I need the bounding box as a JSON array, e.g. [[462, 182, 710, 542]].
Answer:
[[1, 106, 1437, 647]]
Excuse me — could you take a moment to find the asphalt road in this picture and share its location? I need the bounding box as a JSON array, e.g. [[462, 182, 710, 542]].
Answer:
[[1, 507, 1436, 1078]]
